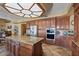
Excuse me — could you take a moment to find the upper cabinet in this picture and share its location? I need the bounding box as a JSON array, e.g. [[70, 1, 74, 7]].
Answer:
[[50, 17, 56, 28], [38, 18, 51, 30], [45, 18, 51, 28], [56, 16, 70, 30], [38, 20, 44, 30]]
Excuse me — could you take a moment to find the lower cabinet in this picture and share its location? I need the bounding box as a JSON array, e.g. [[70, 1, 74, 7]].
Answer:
[[55, 36, 73, 49], [19, 43, 32, 56], [72, 42, 79, 56], [5, 39, 43, 56], [19, 41, 43, 56]]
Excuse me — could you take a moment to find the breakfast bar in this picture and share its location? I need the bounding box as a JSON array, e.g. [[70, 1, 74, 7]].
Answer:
[[5, 35, 44, 56]]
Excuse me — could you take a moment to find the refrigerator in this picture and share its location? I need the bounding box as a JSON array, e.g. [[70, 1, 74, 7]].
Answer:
[[30, 26, 37, 36]]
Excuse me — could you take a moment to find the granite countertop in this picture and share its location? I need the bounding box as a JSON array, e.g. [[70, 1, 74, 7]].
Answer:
[[6, 35, 44, 45], [72, 40, 79, 47]]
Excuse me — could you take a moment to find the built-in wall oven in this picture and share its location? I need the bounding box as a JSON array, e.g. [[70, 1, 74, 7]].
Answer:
[[47, 28, 56, 39]]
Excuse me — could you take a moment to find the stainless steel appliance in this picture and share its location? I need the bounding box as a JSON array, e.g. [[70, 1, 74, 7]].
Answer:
[[46, 28, 56, 39], [30, 26, 37, 36]]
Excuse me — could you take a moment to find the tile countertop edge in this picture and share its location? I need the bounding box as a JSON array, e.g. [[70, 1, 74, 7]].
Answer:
[[72, 40, 79, 47], [5, 35, 44, 46]]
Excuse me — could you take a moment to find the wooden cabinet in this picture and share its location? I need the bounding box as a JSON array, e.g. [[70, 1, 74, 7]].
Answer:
[[38, 19, 47, 30], [38, 29, 46, 37], [21, 24, 26, 35], [19, 40, 43, 56], [45, 18, 51, 28], [55, 36, 73, 49], [72, 4, 79, 56], [25, 18, 56, 37], [63, 16, 70, 30], [72, 41, 79, 56], [38, 20, 43, 29], [66, 36, 73, 49], [74, 15, 79, 41], [56, 17, 63, 29], [56, 16, 70, 30], [50, 17, 55, 28], [55, 36, 64, 47], [19, 43, 32, 56], [74, 4, 79, 41]]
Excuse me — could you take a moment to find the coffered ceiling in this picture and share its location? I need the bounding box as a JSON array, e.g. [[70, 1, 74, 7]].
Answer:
[[0, 3, 72, 23], [4, 3, 44, 18]]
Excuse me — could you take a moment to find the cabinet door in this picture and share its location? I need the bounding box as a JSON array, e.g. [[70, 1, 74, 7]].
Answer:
[[38, 20, 43, 30], [35, 20, 38, 26], [63, 16, 70, 30], [55, 36, 73, 49], [74, 14, 79, 41], [45, 18, 51, 28], [55, 36, 62, 46], [38, 29, 46, 37], [56, 16, 69, 30], [42, 20, 46, 29], [56, 17, 62, 29], [50, 17, 55, 28]]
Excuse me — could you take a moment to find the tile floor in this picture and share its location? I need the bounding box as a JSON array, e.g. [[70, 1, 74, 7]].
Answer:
[[42, 44, 72, 56], [0, 43, 71, 56]]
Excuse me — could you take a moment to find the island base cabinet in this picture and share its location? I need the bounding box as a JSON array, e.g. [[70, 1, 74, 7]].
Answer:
[[32, 41, 43, 56], [5, 39, 20, 56], [19, 47, 32, 56], [5, 36, 43, 56], [19, 41, 43, 56], [19, 43, 32, 56]]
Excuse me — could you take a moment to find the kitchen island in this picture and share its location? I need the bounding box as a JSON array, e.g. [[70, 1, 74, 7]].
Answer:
[[5, 35, 44, 56]]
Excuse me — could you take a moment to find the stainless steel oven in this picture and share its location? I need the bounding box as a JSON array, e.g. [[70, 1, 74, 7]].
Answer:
[[46, 28, 56, 39]]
